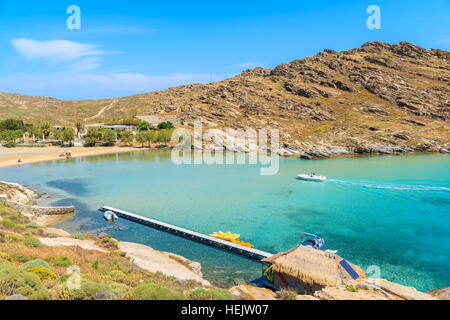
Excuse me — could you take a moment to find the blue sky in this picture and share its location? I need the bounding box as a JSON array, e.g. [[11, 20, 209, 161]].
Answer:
[[0, 0, 448, 100]]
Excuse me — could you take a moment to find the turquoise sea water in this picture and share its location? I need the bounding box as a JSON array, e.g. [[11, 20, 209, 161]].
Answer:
[[0, 151, 448, 291]]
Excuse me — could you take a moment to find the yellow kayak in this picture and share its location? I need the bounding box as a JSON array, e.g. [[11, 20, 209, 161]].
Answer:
[[209, 231, 254, 248], [230, 239, 254, 248], [209, 231, 240, 241]]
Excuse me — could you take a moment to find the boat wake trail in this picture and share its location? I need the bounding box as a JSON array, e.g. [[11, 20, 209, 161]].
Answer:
[[328, 179, 450, 192]]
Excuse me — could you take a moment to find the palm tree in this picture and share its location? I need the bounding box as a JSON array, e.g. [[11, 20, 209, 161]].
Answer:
[[41, 122, 51, 138], [75, 122, 84, 138]]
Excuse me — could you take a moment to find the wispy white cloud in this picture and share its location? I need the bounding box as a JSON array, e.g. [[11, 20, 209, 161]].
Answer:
[[4, 38, 225, 99], [438, 38, 450, 43], [63, 57, 104, 73], [12, 38, 110, 61]]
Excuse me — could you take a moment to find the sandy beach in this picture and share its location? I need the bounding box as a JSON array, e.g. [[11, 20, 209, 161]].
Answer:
[[0, 145, 141, 168]]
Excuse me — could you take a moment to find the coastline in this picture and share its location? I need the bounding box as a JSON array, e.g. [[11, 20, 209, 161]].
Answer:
[[0, 145, 144, 169], [1, 144, 448, 170]]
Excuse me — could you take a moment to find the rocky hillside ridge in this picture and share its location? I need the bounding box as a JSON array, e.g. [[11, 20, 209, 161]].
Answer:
[[1, 41, 449, 158]]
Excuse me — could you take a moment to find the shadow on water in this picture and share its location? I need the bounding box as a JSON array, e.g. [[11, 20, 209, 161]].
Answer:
[[416, 197, 450, 208], [46, 179, 89, 196]]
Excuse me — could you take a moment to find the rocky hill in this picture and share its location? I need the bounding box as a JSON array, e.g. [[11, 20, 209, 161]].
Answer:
[[1, 41, 449, 157]]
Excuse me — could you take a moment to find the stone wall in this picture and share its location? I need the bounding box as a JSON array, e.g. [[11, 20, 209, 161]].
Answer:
[[1, 199, 75, 216]]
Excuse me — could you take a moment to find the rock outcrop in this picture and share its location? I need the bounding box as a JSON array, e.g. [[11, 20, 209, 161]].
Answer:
[[118, 242, 210, 286], [426, 287, 450, 300], [230, 284, 277, 300]]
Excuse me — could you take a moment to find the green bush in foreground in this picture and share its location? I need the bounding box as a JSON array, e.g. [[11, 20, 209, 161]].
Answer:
[[59, 281, 110, 300], [26, 267, 57, 280], [71, 232, 86, 240], [7, 253, 31, 263], [109, 270, 127, 283], [26, 222, 38, 229], [277, 289, 298, 300], [53, 256, 72, 267], [25, 237, 41, 248], [22, 259, 50, 271], [189, 288, 233, 300], [130, 282, 185, 300], [0, 265, 49, 299], [0, 219, 15, 228]]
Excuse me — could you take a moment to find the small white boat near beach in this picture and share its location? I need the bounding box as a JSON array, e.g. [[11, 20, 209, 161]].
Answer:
[[103, 210, 118, 222], [296, 173, 327, 182]]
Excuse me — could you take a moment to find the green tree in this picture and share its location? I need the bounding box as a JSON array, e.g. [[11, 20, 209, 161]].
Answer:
[[52, 130, 62, 145], [135, 131, 146, 147], [62, 128, 75, 145], [41, 122, 51, 138], [157, 121, 174, 130], [75, 122, 84, 136], [102, 129, 116, 145], [0, 130, 22, 143], [120, 130, 134, 146], [144, 131, 156, 147], [157, 130, 172, 143], [27, 126, 43, 140], [137, 121, 149, 131], [52, 128, 75, 146], [84, 128, 100, 146], [0, 119, 24, 131]]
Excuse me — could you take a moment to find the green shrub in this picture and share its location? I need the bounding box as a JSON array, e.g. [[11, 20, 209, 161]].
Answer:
[[6, 234, 21, 242], [53, 256, 72, 267], [157, 121, 174, 130], [14, 224, 27, 231], [6, 142, 16, 148], [131, 283, 184, 300], [71, 232, 86, 240], [92, 260, 98, 270], [26, 222, 38, 229], [109, 270, 126, 283], [22, 259, 50, 271], [0, 265, 47, 299], [190, 288, 233, 300], [58, 273, 71, 283], [8, 253, 31, 263], [26, 267, 56, 280], [0, 259, 11, 266], [277, 289, 298, 300], [25, 237, 41, 248], [1, 219, 15, 228], [29, 288, 50, 300], [346, 284, 359, 292], [65, 281, 108, 300], [112, 250, 126, 257]]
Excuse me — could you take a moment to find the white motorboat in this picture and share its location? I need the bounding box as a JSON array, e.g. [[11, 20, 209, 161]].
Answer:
[[103, 210, 118, 222], [296, 173, 327, 182]]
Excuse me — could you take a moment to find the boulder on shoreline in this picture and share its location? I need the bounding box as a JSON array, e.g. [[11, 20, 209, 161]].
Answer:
[[426, 287, 450, 300], [118, 241, 210, 286]]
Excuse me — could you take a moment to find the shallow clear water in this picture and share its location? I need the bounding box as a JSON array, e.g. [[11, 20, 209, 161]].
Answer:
[[1, 151, 449, 291]]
